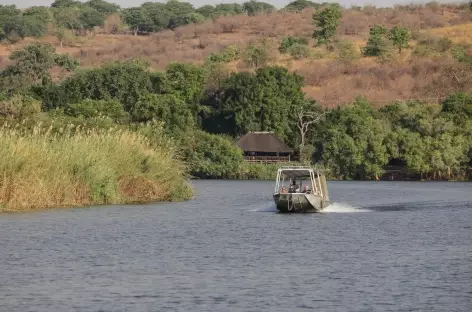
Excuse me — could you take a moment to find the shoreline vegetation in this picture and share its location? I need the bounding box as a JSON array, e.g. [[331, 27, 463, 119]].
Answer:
[[0, 123, 193, 212], [0, 1, 471, 211]]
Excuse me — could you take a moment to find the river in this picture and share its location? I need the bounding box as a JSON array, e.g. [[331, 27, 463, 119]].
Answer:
[[0, 180, 471, 311]]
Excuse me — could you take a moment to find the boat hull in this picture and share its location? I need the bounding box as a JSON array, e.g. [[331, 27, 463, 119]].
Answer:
[[273, 193, 329, 213]]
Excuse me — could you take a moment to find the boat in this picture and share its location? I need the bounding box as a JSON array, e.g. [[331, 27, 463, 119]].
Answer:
[[273, 166, 330, 213]]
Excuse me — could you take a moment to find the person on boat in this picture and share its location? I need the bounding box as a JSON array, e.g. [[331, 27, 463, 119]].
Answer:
[[281, 185, 287, 193], [303, 185, 309, 193], [289, 180, 300, 193]]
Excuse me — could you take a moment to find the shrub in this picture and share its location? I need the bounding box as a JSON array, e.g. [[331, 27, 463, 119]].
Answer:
[[335, 40, 360, 64], [0, 123, 193, 211], [363, 25, 390, 56], [415, 33, 452, 55], [206, 44, 241, 63], [388, 26, 411, 53], [243, 41, 270, 68], [0, 94, 41, 119], [65, 99, 129, 123], [186, 130, 244, 179], [279, 36, 309, 53], [288, 43, 311, 59], [452, 45, 472, 63]]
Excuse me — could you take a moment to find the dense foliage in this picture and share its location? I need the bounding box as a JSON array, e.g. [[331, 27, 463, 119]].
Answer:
[[0, 0, 306, 41], [0, 42, 470, 181]]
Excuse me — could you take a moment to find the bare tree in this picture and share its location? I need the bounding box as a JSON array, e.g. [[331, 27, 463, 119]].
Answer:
[[297, 100, 325, 148]]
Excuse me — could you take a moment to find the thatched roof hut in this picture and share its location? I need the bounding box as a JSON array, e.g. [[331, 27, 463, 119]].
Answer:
[[234, 132, 293, 162]]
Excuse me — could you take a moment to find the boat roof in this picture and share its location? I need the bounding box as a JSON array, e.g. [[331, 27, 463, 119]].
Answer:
[[277, 166, 316, 179]]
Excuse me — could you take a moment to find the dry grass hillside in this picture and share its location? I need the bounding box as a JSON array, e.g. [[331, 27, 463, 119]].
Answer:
[[1, 4, 472, 106]]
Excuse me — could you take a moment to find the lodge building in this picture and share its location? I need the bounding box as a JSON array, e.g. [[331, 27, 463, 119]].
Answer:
[[234, 131, 294, 163]]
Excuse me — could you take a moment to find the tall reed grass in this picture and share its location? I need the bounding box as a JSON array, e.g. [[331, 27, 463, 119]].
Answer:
[[0, 123, 193, 212]]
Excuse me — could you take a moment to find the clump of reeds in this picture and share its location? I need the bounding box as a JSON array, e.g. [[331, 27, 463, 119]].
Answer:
[[0, 122, 193, 212]]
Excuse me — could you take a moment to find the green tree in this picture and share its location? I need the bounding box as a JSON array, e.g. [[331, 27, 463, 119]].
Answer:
[[51, 0, 81, 8], [53, 7, 82, 34], [214, 3, 245, 16], [23, 6, 52, 24], [140, 2, 169, 32], [243, 0, 276, 16], [312, 3, 342, 45], [243, 41, 270, 68], [186, 130, 244, 179], [130, 93, 192, 134], [279, 36, 309, 53], [79, 7, 105, 32], [165, 0, 195, 29], [85, 0, 120, 15], [441, 92, 472, 121], [166, 62, 207, 124], [57, 61, 152, 111], [0, 5, 49, 41], [388, 26, 411, 53], [285, 0, 321, 11], [316, 98, 389, 180], [122, 7, 150, 35], [0, 43, 78, 93], [196, 5, 214, 18], [363, 24, 390, 56], [66, 98, 129, 123], [206, 66, 305, 143]]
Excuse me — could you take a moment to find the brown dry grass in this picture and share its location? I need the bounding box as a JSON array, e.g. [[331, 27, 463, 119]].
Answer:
[[0, 124, 193, 212], [1, 4, 472, 106]]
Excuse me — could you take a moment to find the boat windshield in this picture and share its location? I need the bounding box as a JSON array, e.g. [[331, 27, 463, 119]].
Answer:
[[275, 167, 316, 194]]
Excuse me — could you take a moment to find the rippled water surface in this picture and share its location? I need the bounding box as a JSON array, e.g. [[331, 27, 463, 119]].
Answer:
[[1, 181, 471, 311]]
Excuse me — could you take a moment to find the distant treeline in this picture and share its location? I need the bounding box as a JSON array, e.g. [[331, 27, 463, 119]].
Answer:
[[0, 43, 471, 181], [0, 0, 331, 41], [2, 0, 471, 42]]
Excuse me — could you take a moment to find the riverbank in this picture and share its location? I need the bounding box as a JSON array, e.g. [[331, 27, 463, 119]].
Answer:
[[0, 124, 193, 212]]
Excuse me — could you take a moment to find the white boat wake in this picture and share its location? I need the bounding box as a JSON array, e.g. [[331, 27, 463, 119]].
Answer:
[[321, 202, 370, 213], [250, 202, 370, 213]]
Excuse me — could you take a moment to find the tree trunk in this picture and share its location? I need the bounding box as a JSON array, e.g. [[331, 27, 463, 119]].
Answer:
[[134, 26, 138, 36], [300, 132, 305, 147]]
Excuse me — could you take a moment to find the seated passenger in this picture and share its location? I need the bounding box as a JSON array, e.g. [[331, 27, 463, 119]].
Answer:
[[281, 186, 287, 193]]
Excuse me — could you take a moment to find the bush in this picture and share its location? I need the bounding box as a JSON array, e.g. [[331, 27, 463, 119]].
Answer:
[[452, 45, 472, 63], [0, 124, 193, 211], [186, 130, 244, 179], [0, 94, 41, 119], [414, 33, 452, 55], [279, 36, 309, 53], [288, 43, 311, 59], [243, 41, 270, 68], [65, 99, 129, 123], [335, 40, 360, 64], [206, 44, 241, 63], [363, 25, 390, 56]]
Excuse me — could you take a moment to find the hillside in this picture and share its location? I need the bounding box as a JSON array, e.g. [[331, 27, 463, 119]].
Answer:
[[1, 3, 472, 106]]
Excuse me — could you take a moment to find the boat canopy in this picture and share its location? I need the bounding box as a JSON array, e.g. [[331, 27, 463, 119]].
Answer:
[[277, 167, 315, 179], [274, 166, 329, 201]]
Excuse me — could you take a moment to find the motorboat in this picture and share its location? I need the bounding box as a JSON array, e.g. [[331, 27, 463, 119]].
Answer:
[[273, 166, 330, 213]]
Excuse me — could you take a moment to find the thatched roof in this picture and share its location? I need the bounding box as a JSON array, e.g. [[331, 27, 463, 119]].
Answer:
[[234, 132, 294, 153]]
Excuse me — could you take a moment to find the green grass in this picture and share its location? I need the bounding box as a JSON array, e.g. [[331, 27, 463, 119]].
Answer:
[[0, 122, 193, 212]]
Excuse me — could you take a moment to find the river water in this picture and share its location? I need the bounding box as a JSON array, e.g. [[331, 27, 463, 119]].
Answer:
[[0, 181, 471, 312]]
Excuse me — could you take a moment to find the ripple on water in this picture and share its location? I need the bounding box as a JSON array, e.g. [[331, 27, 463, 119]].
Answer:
[[0, 180, 471, 312]]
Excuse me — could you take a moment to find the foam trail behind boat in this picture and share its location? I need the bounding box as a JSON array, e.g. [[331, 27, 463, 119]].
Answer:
[[321, 202, 370, 213], [249, 203, 278, 212]]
